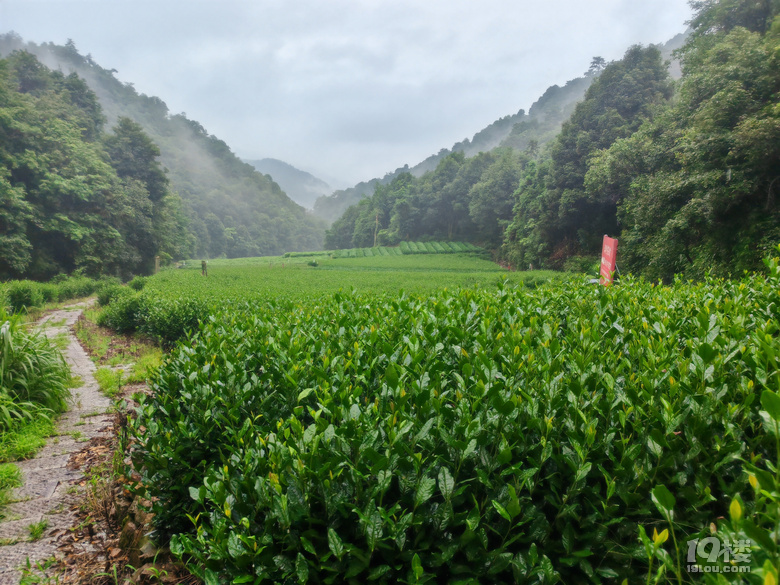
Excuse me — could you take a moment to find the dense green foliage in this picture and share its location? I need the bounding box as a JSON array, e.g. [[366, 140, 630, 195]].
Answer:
[[0, 309, 70, 432], [0, 50, 186, 280], [324, 149, 530, 250], [128, 253, 780, 584], [589, 5, 780, 280], [327, 0, 780, 281], [0, 35, 327, 262]]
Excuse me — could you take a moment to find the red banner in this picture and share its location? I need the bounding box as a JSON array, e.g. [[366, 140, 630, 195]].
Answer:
[[600, 235, 618, 286]]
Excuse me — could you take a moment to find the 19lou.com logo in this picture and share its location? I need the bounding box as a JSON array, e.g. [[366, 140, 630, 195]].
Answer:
[[687, 537, 752, 573]]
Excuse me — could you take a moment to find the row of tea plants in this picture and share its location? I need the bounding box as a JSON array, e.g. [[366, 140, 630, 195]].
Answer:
[[127, 253, 780, 584]]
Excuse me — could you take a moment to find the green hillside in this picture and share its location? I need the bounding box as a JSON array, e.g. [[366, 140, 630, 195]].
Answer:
[[0, 34, 326, 262]]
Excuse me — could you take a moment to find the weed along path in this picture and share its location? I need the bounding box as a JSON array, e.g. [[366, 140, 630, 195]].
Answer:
[[0, 302, 112, 584]]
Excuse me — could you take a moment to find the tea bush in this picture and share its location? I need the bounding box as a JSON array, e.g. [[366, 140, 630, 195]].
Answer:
[[131, 259, 780, 584], [55, 275, 105, 300], [97, 255, 556, 346], [136, 295, 211, 347], [97, 284, 133, 307], [97, 291, 142, 334], [128, 276, 148, 291]]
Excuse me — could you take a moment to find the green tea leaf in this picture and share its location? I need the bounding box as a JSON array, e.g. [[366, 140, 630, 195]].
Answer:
[[438, 467, 455, 501], [415, 476, 436, 507], [412, 553, 423, 581], [761, 390, 780, 422], [297, 387, 314, 402], [227, 532, 245, 559], [296, 553, 309, 583], [463, 438, 477, 460], [386, 365, 399, 389], [651, 485, 676, 522], [492, 500, 512, 522], [743, 519, 776, 554], [466, 505, 480, 531], [364, 508, 383, 552], [327, 528, 345, 559]]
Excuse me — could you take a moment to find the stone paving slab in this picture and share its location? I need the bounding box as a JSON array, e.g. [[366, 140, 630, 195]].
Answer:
[[56, 420, 111, 440], [0, 539, 69, 585], [0, 302, 114, 584], [15, 454, 72, 473], [0, 516, 43, 542], [33, 437, 81, 460], [11, 479, 61, 503], [3, 499, 59, 522]]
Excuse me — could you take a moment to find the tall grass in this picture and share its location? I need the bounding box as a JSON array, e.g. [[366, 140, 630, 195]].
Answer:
[[0, 309, 70, 431]]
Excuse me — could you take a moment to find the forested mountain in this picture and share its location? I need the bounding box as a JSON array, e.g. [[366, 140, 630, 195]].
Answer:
[[586, 0, 780, 279], [313, 75, 592, 224], [0, 34, 326, 262], [315, 30, 689, 227], [327, 0, 780, 280], [326, 44, 670, 251], [244, 158, 332, 210], [0, 51, 182, 279]]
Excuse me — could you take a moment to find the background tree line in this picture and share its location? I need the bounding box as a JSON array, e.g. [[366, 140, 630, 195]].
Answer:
[[0, 51, 184, 280], [327, 0, 780, 281]]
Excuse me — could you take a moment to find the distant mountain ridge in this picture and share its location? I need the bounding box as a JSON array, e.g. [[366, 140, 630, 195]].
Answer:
[[244, 158, 332, 210], [312, 74, 594, 223]]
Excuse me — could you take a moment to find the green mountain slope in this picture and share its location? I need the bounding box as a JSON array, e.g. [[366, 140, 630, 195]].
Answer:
[[0, 34, 326, 259], [325, 0, 779, 281], [0, 51, 184, 279]]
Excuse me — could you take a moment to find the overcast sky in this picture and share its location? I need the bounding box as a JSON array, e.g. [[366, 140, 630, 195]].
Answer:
[[2, 0, 692, 187]]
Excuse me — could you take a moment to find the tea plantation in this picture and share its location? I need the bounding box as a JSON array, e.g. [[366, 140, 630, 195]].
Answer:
[[97, 253, 557, 347], [112, 252, 780, 584]]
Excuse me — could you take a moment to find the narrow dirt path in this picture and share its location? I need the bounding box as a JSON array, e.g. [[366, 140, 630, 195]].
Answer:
[[0, 302, 113, 584]]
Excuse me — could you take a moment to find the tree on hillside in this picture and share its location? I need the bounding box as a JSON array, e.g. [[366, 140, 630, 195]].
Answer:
[[504, 44, 673, 267], [0, 52, 192, 279], [605, 13, 780, 280], [104, 117, 169, 202], [0, 34, 327, 258], [689, 0, 779, 35], [586, 56, 607, 75], [468, 150, 525, 246]]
